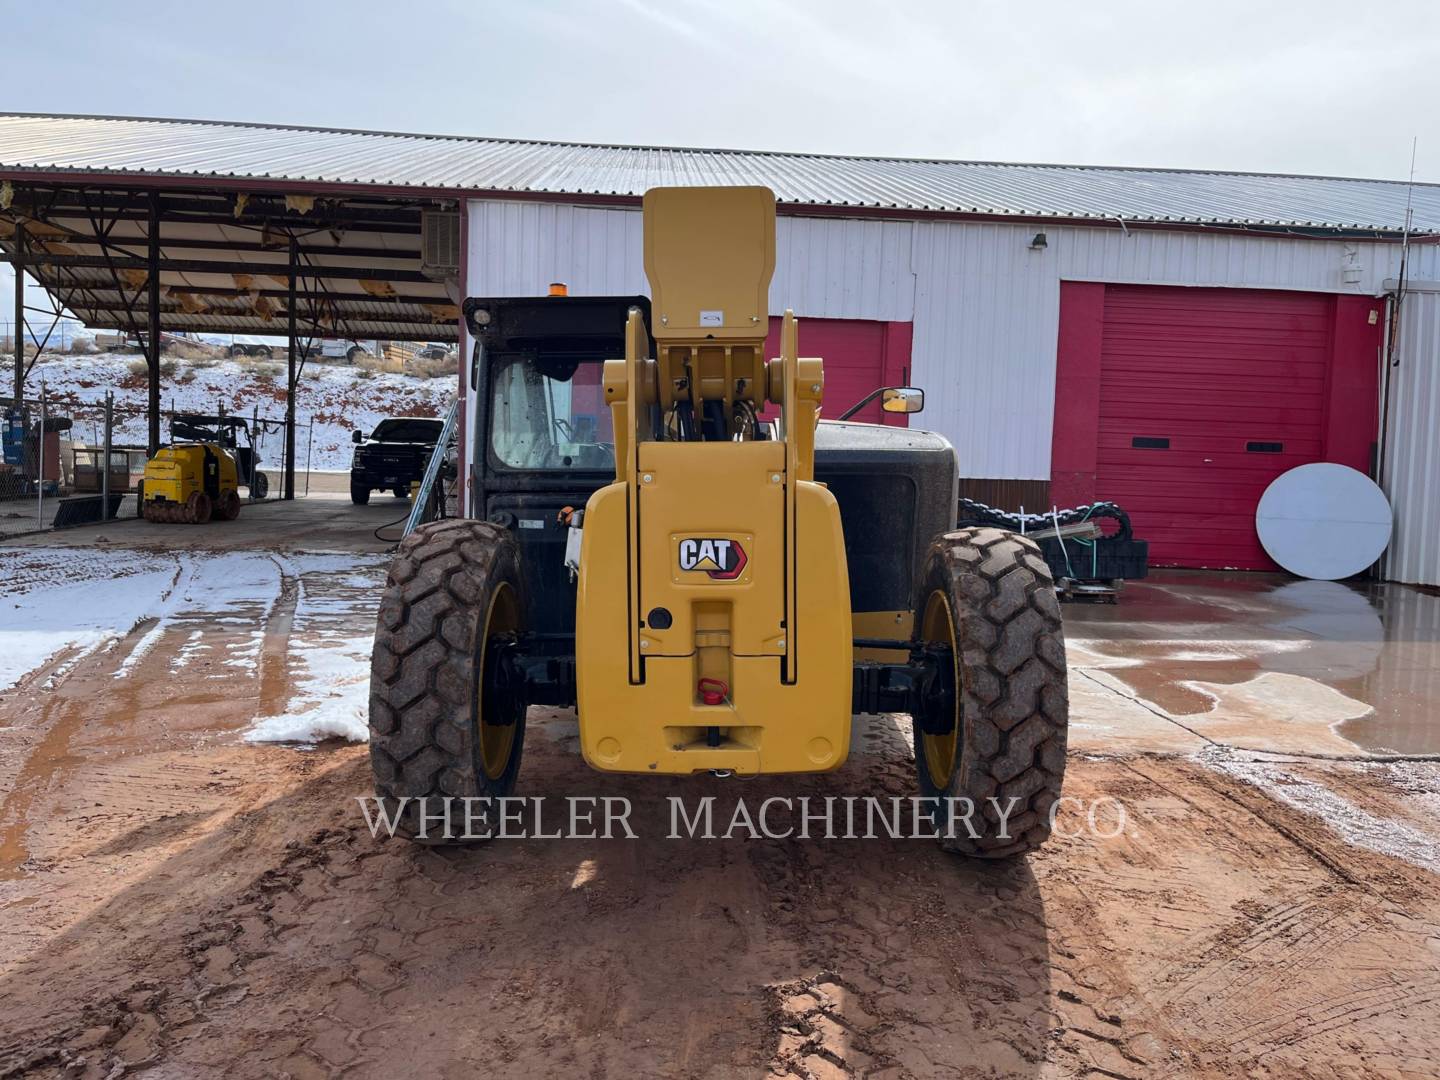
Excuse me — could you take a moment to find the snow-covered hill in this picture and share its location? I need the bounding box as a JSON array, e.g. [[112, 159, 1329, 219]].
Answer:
[[25, 353, 455, 471]]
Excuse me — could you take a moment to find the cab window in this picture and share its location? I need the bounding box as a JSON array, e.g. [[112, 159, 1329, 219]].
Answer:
[[489, 357, 614, 470]]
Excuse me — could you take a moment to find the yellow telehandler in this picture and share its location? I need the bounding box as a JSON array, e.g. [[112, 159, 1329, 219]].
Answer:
[[369, 186, 1067, 856]]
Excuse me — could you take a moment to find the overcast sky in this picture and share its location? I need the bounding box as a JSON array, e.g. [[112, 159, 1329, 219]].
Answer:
[[5, 0, 1440, 324]]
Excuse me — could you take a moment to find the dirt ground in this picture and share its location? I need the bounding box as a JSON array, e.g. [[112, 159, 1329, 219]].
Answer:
[[2, 539, 1440, 1079]]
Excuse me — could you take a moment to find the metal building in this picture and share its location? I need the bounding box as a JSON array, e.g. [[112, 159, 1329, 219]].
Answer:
[[1, 114, 1437, 583]]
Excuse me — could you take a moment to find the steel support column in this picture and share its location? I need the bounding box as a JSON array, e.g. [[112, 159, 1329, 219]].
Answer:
[[11, 221, 23, 406], [146, 191, 161, 455], [284, 236, 297, 500]]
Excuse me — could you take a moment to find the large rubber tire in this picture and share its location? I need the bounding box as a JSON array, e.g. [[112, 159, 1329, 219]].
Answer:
[[393, 486, 410, 499], [913, 527, 1068, 858], [369, 519, 528, 842], [218, 489, 242, 521], [250, 471, 269, 499], [351, 484, 371, 505]]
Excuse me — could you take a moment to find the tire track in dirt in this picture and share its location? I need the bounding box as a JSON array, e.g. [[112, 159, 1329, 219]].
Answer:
[[6, 746, 1440, 1079], [1071, 756, 1440, 1076], [0, 597, 180, 881], [257, 557, 300, 717], [4, 610, 1440, 1078]]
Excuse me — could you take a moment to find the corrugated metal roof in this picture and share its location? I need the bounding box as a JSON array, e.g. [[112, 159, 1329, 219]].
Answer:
[[2, 113, 1438, 235]]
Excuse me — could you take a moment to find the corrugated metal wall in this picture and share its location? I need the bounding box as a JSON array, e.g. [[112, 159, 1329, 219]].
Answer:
[[467, 200, 1440, 584], [466, 201, 915, 320], [909, 222, 1058, 477], [1382, 279, 1440, 587]]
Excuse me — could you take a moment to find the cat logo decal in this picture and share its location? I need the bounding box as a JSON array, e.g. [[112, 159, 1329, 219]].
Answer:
[[677, 537, 748, 580]]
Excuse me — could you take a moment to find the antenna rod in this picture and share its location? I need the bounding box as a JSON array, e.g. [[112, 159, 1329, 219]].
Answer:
[[1377, 136, 1419, 496], [1388, 136, 1417, 371]]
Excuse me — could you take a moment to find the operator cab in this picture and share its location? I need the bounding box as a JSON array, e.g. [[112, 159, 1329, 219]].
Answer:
[[465, 296, 652, 644], [463, 294, 949, 647]]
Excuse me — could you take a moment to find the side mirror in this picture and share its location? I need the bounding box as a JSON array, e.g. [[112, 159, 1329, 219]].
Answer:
[[881, 387, 925, 414], [352, 430, 363, 444]]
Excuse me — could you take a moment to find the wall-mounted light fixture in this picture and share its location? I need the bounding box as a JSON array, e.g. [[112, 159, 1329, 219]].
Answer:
[[1029, 232, 1048, 251], [1341, 243, 1363, 285]]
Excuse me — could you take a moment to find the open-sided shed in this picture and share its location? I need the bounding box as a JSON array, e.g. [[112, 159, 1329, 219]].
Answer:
[[0, 115, 468, 496]]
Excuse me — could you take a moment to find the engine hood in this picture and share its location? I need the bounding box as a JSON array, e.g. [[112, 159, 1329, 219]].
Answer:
[[815, 419, 953, 454]]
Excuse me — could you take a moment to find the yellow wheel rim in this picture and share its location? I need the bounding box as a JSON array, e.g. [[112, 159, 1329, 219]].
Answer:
[[478, 581, 520, 780], [919, 588, 960, 790]]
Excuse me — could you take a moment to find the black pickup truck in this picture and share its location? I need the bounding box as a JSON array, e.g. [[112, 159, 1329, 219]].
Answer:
[[350, 417, 444, 504]]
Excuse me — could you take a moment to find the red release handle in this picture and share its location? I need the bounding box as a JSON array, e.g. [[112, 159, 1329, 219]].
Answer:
[[698, 678, 728, 706]]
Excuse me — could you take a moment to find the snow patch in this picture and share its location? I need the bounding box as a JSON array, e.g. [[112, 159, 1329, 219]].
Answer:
[[0, 548, 182, 689], [245, 634, 375, 743], [5, 544, 388, 745], [112, 553, 283, 678], [171, 629, 209, 672], [1203, 750, 1440, 874], [244, 555, 387, 745]]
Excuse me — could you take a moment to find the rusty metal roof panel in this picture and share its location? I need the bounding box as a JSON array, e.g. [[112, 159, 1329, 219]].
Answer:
[[3, 113, 1440, 233]]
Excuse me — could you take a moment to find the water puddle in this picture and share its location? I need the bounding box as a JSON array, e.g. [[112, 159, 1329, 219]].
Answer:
[[1067, 571, 1440, 755]]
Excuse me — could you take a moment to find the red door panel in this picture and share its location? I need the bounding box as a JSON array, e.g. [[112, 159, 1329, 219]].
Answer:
[[763, 317, 910, 425], [1053, 284, 1381, 571], [1096, 286, 1332, 569]]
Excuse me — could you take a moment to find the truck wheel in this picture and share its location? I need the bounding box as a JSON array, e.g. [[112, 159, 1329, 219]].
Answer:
[[912, 527, 1068, 858], [218, 489, 242, 520], [351, 484, 371, 505], [369, 519, 528, 842], [393, 485, 410, 499], [251, 471, 269, 499]]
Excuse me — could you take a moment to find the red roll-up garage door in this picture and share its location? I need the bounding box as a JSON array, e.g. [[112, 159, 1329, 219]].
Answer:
[[1053, 284, 1381, 570], [764, 317, 913, 425]]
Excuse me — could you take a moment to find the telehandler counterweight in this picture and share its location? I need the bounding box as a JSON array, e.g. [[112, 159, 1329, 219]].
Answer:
[[369, 186, 1069, 856]]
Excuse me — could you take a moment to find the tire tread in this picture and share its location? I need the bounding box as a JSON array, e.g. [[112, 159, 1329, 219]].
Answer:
[[368, 518, 524, 842], [915, 527, 1069, 858]]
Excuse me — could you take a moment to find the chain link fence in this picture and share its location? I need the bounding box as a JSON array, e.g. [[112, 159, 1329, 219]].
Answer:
[[1, 389, 313, 537]]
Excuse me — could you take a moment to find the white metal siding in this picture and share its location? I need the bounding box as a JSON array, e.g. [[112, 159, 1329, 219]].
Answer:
[[469, 202, 645, 297], [467, 201, 915, 320], [467, 199, 1440, 584], [908, 222, 1062, 478], [1058, 228, 1387, 292], [1379, 245, 1440, 586], [774, 216, 915, 321], [1383, 286, 1440, 587]]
